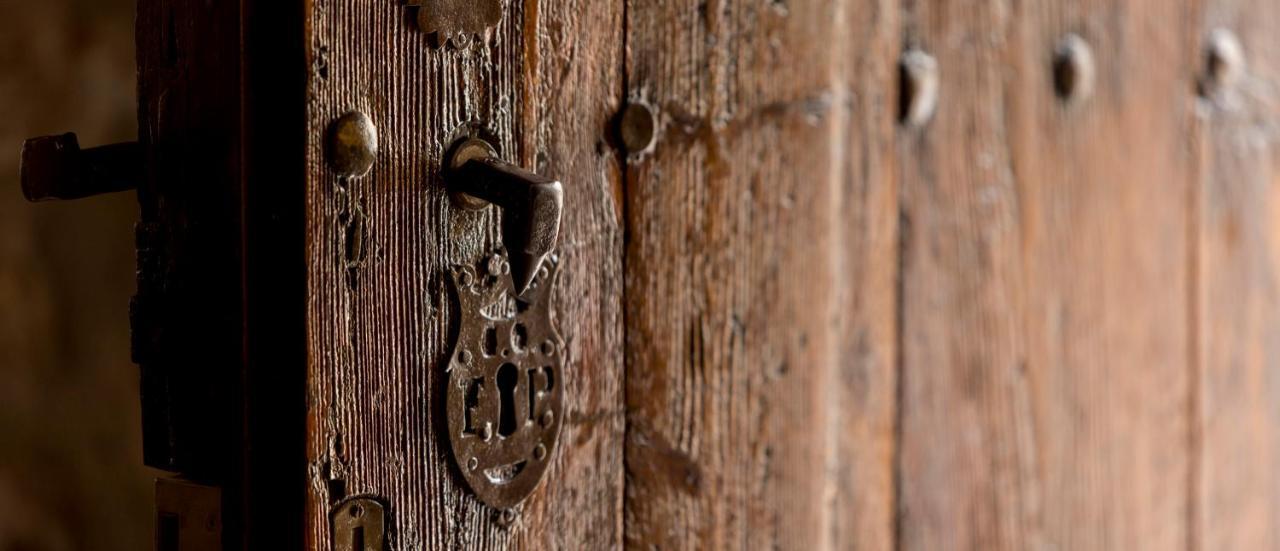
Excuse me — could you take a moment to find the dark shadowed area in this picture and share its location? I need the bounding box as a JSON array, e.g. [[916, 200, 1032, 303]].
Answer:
[[0, 0, 152, 548]]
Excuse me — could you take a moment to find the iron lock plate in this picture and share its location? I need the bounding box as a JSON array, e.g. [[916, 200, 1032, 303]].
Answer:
[[445, 248, 564, 510]]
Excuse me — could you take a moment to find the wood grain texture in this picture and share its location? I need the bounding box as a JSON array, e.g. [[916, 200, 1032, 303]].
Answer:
[[825, 1, 902, 549], [622, 0, 897, 548], [303, 0, 624, 548], [1194, 2, 1280, 550], [896, 1, 1197, 549]]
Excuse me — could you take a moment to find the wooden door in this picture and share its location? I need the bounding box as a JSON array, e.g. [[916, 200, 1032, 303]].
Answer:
[[22, 0, 1280, 548], [294, 0, 1280, 549]]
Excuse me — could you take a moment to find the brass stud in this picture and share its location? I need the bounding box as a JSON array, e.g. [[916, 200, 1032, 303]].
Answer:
[[899, 49, 939, 128], [328, 111, 378, 179], [1053, 34, 1096, 104]]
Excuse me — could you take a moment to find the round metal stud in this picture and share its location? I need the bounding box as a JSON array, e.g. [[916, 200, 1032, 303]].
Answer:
[[496, 508, 518, 527], [487, 254, 505, 276], [468, 457, 479, 471], [619, 102, 658, 155], [540, 410, 554, 427], [533, 443, 547, 461], [1202, 28, 1245, 97], [899, 48, 940, 128], [327, 111, 378, 179], [1053, 34, 1096, 104]]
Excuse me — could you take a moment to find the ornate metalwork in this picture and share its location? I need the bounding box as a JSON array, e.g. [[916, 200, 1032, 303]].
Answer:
[[445, 248, 563, 510], [407, 0, 503, 48]]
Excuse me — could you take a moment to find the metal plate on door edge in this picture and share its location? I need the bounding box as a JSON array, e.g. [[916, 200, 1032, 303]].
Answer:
[[155, 478, 221, 551], [445, 248, 564, 510], [332, 496, 386, 551]]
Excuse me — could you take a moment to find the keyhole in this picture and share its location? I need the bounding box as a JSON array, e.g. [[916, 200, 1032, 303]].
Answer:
[[353, 526, 365, 550], [496, 363, 518, 437], [157, 513, 179, 551]]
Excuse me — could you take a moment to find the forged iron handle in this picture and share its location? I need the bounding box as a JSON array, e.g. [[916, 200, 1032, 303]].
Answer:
[[20, 133, 139, 202], [446, 138, 563, 295]]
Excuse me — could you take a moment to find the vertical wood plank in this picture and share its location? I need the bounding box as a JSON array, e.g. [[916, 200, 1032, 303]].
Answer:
[[896, 1, 1197, 549], [1195, 3, 1280, 549], [828, 1, 902, 549], [622, 0, 898, 548], [304, 0, 624, 548]]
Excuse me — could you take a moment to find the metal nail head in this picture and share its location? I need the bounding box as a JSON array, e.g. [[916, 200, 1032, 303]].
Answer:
[[619, 102, 658, 155], [900, 49, 939, 128], [328, 111, 379, 179], [1053, 34, 1096, 104], [1202, 28, 1245, 98]]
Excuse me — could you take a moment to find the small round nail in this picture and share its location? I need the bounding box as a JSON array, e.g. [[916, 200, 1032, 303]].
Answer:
[[328, 111, 378, 179], [1053, 34, 1096, 104], [619, 102, 658, 155], [1202, 28, 1245, 97], [899, 49, 939, 128]]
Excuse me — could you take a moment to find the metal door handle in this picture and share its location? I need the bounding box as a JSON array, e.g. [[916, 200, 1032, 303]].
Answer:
[[445, 138, 563, 295], [20, 133, 139, 202]]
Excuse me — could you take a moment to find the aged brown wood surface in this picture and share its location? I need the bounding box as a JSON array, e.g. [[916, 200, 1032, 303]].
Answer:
[[1195, 2, 1280, 550], [303, 0, 624, 548], [622, 0, 898, 548], [292, 0, 1280, 549], [896, 2, 1197, 549]]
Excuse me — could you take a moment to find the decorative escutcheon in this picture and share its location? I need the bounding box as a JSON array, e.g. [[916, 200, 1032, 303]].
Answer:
[[407, 0, 503, 48], [445, 248, 563, 510]]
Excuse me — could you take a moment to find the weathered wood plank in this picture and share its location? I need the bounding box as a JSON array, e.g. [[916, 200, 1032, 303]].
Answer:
[[827, 1, 902, 549], [622, 0, 898, 548], [896, 2, 1196, 549], [1194, 4, 1280, 550], [303, 0, 624, 548]]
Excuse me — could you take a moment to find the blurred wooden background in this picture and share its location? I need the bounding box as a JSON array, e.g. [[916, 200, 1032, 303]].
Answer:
[[0, 0, 152, 549]]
